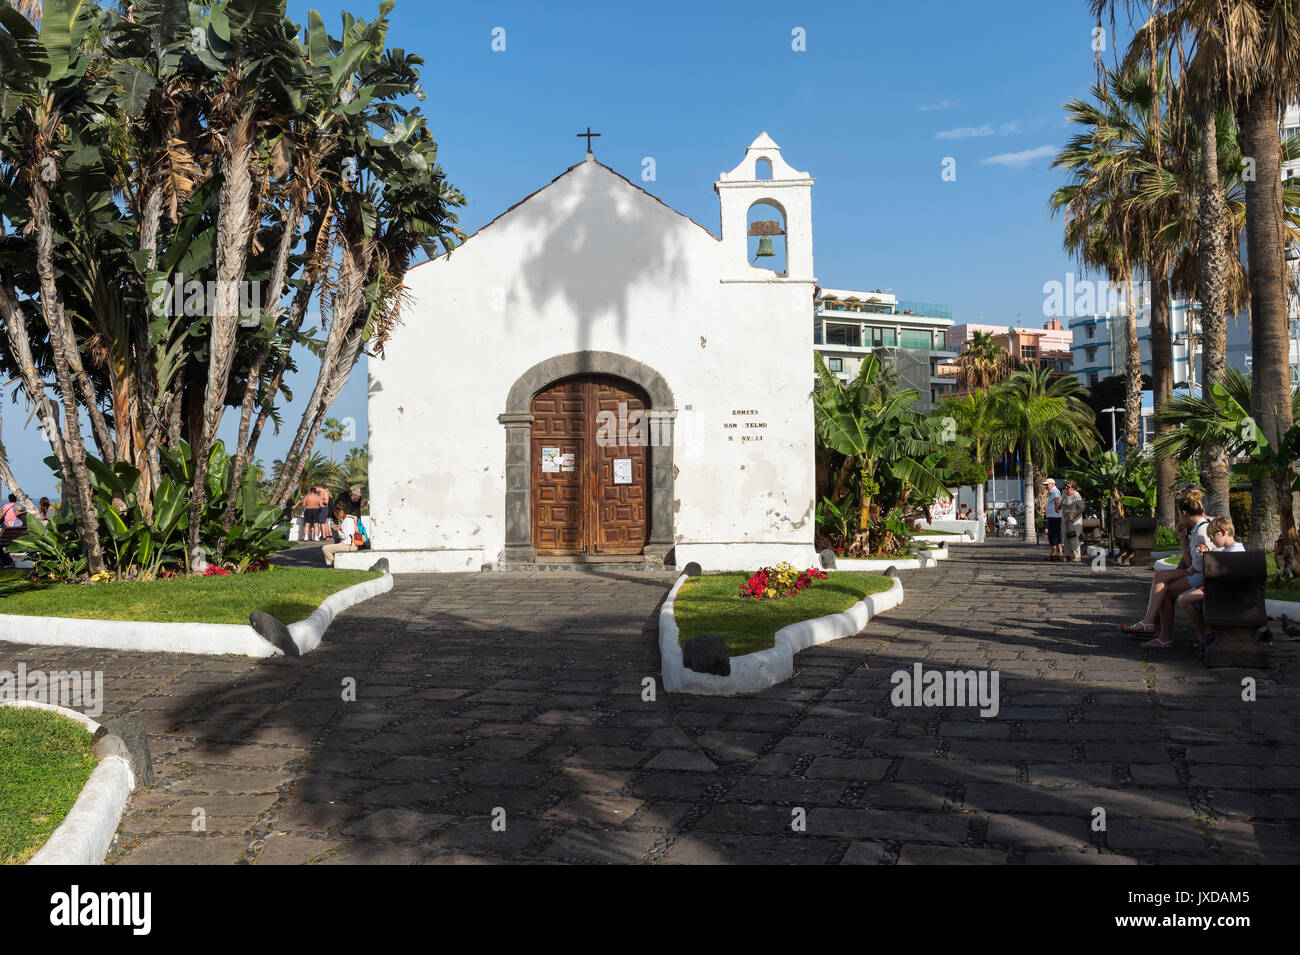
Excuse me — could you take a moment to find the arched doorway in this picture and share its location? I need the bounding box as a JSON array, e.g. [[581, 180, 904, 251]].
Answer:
[[530, 375, 649, 555], [498, 350, 676, 566]]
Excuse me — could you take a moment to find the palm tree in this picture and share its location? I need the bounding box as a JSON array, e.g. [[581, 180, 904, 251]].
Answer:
[[1094, 0, 1300, 548], [938, 390, 1000, 518], [953, 330, 1010, 392], [813, 353, 952, 555], [339, 443, 368, 499], [321, 417, 347, 465], [14, 2, 40, 25], [990, 367, 1100, 543], [1053, 66, 1160, 456], [1152, 366, 1275, 466], [271, 452, 338, 502]]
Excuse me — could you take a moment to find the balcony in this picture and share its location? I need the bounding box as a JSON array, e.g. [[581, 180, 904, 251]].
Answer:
[[895, 300, 952, 320], [815, 298, 895, 315]]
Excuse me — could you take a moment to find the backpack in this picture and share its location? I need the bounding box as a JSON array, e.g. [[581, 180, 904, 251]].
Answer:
[[351, 517, 370, 550]]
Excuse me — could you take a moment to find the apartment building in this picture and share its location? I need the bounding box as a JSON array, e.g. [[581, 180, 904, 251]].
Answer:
[[813, 288, 956, 411]]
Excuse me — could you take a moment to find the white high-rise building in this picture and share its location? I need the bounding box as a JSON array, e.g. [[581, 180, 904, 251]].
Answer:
[[1069, 301, 1203, 390]]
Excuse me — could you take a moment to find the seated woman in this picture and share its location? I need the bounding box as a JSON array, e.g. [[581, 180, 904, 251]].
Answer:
[[321, 501, 358, 568], [1123, 490, 1213, 648]]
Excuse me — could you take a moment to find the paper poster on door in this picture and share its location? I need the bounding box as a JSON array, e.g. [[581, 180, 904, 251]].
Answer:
[[613, 458, 632, 485], [560, 453, 575, 472], [541, 447, 561, 473]]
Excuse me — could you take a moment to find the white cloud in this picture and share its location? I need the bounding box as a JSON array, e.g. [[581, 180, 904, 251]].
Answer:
[[918, 100, 960, 112], [980, 145, 1058, 169], [936, 124, 994, 140], [998, 121, 1022, 135]]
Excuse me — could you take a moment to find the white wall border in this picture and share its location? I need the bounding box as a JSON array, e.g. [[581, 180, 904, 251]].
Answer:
[[834, 544, 949, 573], [660, 573, 904, 696], [0, 572, 393, 657], [915, 533, 971, 545], [1265, 598, 1300, 619], [1, 700, 135, 866]]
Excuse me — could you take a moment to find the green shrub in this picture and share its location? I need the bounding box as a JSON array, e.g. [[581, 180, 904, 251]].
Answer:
[[18, 439, 288, 581], [1155, 525, 1179, 548], [1229, 490, 1252, 542]]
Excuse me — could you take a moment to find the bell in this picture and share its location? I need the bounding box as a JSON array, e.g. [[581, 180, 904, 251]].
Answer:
[[754, 235, 775, 258]]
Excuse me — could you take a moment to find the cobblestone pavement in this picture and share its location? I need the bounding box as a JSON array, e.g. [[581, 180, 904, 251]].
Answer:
[[3, 541, 1297, 865]]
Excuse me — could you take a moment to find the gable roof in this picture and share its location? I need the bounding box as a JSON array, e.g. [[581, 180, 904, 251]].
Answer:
[[412, 156, 718, 268]]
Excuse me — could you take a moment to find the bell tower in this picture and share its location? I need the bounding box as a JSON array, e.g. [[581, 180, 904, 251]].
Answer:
[[715, 132, 815, 282]]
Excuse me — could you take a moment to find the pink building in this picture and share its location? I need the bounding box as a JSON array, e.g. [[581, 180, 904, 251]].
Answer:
[[946, 318, 1071, 355]]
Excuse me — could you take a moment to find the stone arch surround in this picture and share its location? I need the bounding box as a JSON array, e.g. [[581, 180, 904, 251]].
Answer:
[[497, 351, 677, 566]]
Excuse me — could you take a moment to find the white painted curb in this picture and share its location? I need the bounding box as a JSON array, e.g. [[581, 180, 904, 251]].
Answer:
[[660, 574, 904, 696], [915, 533, 971, 545], [834, 544, 949, 573], [1265, 598, 1300, 619], [1, 700, 135, 866], [0, 572, 393, 657]]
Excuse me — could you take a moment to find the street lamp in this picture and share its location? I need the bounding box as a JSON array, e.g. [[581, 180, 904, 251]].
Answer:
[[1102, 406, 1125, 454]]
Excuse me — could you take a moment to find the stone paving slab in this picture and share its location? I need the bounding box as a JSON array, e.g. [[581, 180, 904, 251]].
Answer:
[[2, 543, 1296, 864]]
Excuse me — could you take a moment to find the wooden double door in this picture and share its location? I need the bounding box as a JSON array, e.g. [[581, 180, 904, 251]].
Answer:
[[530, 375, 649, 556]]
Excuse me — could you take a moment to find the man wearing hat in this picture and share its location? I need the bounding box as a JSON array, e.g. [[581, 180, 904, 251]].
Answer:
[[1043, 477, 1063, 561]]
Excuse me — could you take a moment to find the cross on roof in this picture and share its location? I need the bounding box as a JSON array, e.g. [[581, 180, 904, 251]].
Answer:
[[577, 126, 600, 154]]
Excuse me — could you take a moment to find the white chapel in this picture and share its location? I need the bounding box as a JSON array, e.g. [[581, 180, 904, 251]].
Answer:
[[345, 133, 820, 573]]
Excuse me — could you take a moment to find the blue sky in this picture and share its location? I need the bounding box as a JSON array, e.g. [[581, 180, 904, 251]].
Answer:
[[3, 0, 1140, 498]]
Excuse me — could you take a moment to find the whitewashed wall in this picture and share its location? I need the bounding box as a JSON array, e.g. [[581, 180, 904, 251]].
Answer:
[[365, 149, 818, 571]]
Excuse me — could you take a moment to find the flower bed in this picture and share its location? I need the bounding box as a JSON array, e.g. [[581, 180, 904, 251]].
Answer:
[[661, 572, 906, 695], [678, 570, 893, 656], [738, 562, 827, 600]]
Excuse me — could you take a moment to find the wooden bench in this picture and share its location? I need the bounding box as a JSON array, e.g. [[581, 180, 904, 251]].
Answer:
[[1112, 515, 1156, 566], [0, 516, 28, 566], [1202, 550, 1269, 668]]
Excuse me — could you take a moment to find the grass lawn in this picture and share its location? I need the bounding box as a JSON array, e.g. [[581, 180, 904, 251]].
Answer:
[[915, 529, 951, 536], [674, 572, 895, 656], [0, 567, 380, 625], [1265, 554, 1300, 603], [0, 707, 98, 865]]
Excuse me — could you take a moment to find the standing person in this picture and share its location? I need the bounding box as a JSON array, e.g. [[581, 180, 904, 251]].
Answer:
[[1062, 480, 1086, 562], [298, 485, 321, 542], [1, 494, 17, 527], [317, 485, 331, 542], [37, 497, 51, 522], [1043, 478, 1063, 561], [343, 485, 363, 517]]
